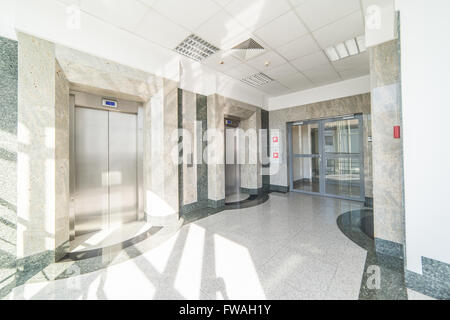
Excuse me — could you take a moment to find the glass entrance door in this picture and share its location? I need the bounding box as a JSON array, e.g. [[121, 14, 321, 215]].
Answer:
[[289, 121, 321, 194], [289, 115, 365, 201]]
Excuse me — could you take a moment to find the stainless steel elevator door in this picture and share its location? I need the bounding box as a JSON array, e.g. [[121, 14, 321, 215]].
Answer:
[[225, 127, 243, 203], [75, 107, 109, 235], [108, 111, 137, 228], [74, 107, 138, 236]]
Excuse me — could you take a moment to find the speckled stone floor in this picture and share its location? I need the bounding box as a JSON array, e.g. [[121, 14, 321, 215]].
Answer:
[[3, 193, 434, 300]]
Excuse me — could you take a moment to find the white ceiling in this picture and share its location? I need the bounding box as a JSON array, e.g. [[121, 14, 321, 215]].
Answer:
[[58, 0, 369, 97]]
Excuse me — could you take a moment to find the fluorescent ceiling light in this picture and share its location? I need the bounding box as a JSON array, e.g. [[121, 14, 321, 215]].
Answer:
[[325, 47, 339, 61], [356, 35, 366, 52], [345, 39, 359, 55], [175, 34, 219, 62], [324, 35, 366, 62], [335, 43, 349, 59], [241, 73, 273, 87]]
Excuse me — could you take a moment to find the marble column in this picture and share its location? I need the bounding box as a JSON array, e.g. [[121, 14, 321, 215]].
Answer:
[[240, 110, 262, 194], [144, 78, 180, 226], [16, 33, 70, 268], [206, 94, 225, 208], [370, 39, 405, 258], [0, 36, 18, 297]]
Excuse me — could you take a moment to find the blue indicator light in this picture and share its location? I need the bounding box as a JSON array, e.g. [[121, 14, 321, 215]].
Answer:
[[106, 101, 115, 106]]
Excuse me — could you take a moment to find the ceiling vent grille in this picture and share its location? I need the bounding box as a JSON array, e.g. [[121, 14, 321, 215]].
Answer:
[[175, 34, 219, 62], [241, 73, 273, 87], [232, 38, 265, 61]]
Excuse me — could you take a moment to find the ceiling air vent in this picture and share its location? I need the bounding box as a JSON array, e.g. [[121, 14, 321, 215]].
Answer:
[[232, 38, 265, 61], [175, 34, 219, 62], [241, 73, 273, 88]]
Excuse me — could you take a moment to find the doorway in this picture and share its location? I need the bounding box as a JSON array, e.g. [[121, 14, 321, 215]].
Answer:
[[70, 93, 143, 238], [288, 114, 365, 201]]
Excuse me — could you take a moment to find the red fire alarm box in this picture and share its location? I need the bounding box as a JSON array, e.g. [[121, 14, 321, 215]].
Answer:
[[273, 137, 278, 143], [273, 152, 279, 159], [394, 126, 401, 139]]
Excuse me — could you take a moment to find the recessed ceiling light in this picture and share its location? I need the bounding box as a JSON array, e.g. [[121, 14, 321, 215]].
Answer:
[[241, 73, 273, 87], [324, 35, 366, 62], [175, 34, 219, 62]]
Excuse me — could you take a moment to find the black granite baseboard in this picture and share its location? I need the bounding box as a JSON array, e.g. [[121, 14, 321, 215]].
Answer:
[[375, 238, 404, 259], [405, 268, 450, 300], [207, 199, 226, 209], [406, 256, 450, 299], [269, 185, 289, 193], [240, 187, 263, 195]]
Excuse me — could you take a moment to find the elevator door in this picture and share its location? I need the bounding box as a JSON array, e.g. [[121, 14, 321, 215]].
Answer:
[[225, 127, 240, 199], [74, 107, 137, 236]]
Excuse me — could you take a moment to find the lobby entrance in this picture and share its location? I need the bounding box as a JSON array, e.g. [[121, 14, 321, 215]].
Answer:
[[288, 114, 365, 201]]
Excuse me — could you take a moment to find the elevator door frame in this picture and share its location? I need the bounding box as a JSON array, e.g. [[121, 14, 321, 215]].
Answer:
[[288, 114, 365, 202], [69, 93, 144, 240]]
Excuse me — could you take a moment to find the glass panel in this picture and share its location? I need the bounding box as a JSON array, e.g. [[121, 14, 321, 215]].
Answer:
[[292, 157, 320, 193], [292, 123, 319, 155], [325, 158, 361, 198], [324, 119, 360, 154]]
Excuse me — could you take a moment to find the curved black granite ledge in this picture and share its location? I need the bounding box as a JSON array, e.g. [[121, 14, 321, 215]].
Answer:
[[337, 209, 409, 300], [181, 193, 270, 226]]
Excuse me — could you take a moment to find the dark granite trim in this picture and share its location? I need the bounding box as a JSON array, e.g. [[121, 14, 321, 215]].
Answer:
[[177, 88, 184, 218], [269, 185, 289, 193], [240, 187, 263, 196], [422, 257, 450, 284], [364, 197, 373, 208], [62, 226, 162, 261], [207, 199, 226, 209], [375, 238, 404, 259], [182, 200, 209, 214], [337, 209, 408, 300], [405, 269, 450, 300], [196, 94, 208, 205]]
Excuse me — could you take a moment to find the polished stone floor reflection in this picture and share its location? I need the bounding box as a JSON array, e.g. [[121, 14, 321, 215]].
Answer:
[[4, 193, 432, 300]]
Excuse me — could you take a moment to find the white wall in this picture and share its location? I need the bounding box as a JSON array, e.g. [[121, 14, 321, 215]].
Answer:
[[396, 0, 450, 273], [268, 75, 370, 111]]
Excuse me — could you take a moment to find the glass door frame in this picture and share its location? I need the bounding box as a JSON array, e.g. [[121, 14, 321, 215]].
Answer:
[[288, 114, 365, 202]]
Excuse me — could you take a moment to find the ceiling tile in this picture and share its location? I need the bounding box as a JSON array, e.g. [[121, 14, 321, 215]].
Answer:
[[302, 64, 341, 86], [195, 11, 247, 49], [288, 0, 307, 7], [223, 63, 258, 79], [279, 74, 314, 91], [224, 0, 291, 31], [277, 34, 320, 61], [82, 0, 149, 31], [246, 51, 287, 71], [254, 11, 308, 48], [313, 11, 364, 48], [260, 81, 292, 96], [295, 0, 361, 31], [332, 52, 369, 72], [152, 0, 221, 31], [134, 9, 190, 48], [202, 51, 243, 71], [264, 63, 299, 80], [332, 52, 370, 79], [213, 0, 233, 7], [139, 0, 157, 7], [291, 51, 329, 71]]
